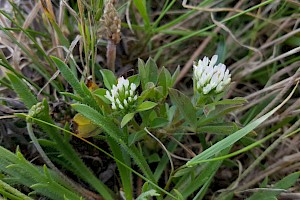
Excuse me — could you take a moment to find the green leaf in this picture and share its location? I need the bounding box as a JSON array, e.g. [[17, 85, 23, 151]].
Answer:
[[138, 87, 155, 103], [60, 92, 82, 102], [197, 123, 239, 135], [206, 97, 247, 107], [136, 101, 157, 112], [93, 88, 111, 104], [105, 137, 133, 200], [171, 66, 180, 85], [158, 67, 172, 96], [80, 82, 102, 111], [138, 59, 146, 75], [186, 85, 296, 166], [275, 172, 300, 189], [128, 130, 147, 146], [147, 153, 161, 163], [138, 58, 158, 90], [100, 69, 116, 90], [150, 117, 169, 128], [169, 88, 197, 127], [174, 189, 184, 200], [7, 73, 38, 108], [198, 104, 243, 126], [121, 113, 135, 128], [173, 167, 193, 178], [145, 58, 158, 85], [52, 56, 99, 110], [0, 179, 33, 200], [136, 189, 160, 200], [72, 104, 156, 183], [51, 56, 84, 97], [247, 172, 300, 200], [128, 74, 140, 87], [167, 105, 177, 122], [215, 35, 226, 63], [194, 130, 278, 163]]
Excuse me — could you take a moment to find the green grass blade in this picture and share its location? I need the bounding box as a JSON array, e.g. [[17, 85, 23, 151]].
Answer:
[[154, 0, 211, 32], [175, 148, 231, 199], [155, 0, 275, 51], [169, 88, 197, 128], [247, 172, 300, 200], [194, 130, 279, 163], [152, 0, 176, 29], [187, 83, 296, 166], [133, 0, 150, 29], [47, 17, 70, 47]]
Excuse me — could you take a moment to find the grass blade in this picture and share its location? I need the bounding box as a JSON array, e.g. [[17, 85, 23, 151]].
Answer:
[[187, 83, 297, 166], [133, 0, 150, 29]]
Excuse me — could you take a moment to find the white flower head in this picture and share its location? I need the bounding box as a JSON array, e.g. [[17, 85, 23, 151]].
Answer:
[[193, 55, 231, 94], [104, 76, 138, 111]]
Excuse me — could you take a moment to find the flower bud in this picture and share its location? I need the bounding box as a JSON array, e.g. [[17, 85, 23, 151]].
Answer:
[[194, 55, 231, 94], [104, 77, 138, 111]]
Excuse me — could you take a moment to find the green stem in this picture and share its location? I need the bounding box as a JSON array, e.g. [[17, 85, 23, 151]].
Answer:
[[107, 41, 116, 73]]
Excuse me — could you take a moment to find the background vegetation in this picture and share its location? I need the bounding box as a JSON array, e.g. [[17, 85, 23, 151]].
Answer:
[[0, 0, 299, 199]]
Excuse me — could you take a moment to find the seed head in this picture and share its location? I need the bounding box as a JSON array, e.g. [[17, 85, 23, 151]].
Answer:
[[101, 0, 121, 44]]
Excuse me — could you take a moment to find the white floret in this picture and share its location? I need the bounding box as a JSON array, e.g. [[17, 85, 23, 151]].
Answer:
[[194, 55, 231, 94], [105, 76, 138, 110]]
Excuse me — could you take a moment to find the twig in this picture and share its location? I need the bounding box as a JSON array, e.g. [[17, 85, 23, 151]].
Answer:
[[253, 69, 300, 120], [237, 46, 300, 78]]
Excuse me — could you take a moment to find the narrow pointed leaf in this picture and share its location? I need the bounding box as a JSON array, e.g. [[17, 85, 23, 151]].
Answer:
[[121, 113, 135, 128], [136, 101, 157, 112], [7, 73, 38, 108], [169, 88, 197, 127]]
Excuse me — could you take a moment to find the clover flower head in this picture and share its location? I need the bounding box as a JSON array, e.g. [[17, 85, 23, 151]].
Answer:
[[193, 55, 231, 94], [104, 76, 138, 110]]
